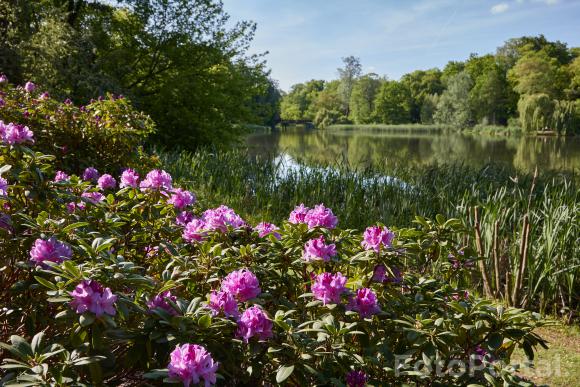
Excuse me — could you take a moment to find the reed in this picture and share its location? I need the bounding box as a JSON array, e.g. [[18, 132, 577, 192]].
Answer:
[[158, 148, 579, 317]]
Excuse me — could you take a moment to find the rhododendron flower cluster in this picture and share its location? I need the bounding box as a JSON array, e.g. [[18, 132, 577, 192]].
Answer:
[[311, 272, 347, 304], [288, 203, 338, 229], [168, 188, 195, 209], [362, 225, 395, 252], [176, 211, 194, 227], [69, 280, 117, 317], [53, 171, 70, 183], [303, 235, 337, 262], [254, 222, 280, 239], [346, 370, 368, 387], [202, 205, 245, 231], [347, 288, 381, 318], [0, 121, 34, 145], [183, 218, 207, 242], [119, 168, 139, 188], [236, 305, 273, 342], [148, 290, 179, 316], [0, 177, 7, 195], [140, 169, 172, 191], [24, 81, 36, 93], [97, 174, 116, 190], [168, 344, 218, 387], [82, 167, 100, 181], [207, 290, 239, 318], [220, 269, 261, 302], [29, 237, 72, 265], [81, 191, 105, 204]]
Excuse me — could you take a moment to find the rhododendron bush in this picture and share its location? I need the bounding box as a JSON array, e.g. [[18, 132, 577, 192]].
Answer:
[[0, 129, 548, 386]]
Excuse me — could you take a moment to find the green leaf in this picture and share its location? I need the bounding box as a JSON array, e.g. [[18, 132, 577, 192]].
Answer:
[[276, 365, 295, 383], [80, 314, 95, 327], [31, 332, 44, 355], [62, 222, 89, 233], [198, 314, 212, 329], [487, 333, 503, 350], [10, 335, 33, 358], [34, 276, 57, 290]]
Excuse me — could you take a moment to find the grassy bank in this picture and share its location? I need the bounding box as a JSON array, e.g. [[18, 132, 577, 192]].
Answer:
[[326, 123, 523, 136], [158, 148, 579, 318]]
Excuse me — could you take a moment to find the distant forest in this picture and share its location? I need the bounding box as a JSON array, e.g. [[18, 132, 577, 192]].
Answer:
[[281, 35, 580, 134]]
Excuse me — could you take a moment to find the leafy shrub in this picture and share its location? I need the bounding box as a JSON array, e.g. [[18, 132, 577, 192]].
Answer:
[[0, 77, 155, 173], [0, 131, 547, 386]]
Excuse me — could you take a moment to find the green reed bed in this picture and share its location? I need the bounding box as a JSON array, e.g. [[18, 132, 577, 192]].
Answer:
[[158, 148, 579, 317]]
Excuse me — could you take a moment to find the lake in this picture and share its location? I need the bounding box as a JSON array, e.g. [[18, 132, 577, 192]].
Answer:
[[247, 126, 580, 173]]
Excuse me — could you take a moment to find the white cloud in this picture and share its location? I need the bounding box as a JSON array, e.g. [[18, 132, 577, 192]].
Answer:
[[491, 3, 510, 14], [544, 0, 559, 5]]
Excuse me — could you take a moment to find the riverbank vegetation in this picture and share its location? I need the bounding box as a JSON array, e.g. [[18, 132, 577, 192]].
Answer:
[[281, 36, 580, 134]]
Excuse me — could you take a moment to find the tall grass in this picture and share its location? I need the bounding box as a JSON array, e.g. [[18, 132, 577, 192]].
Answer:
[[158, 148, 579, 317]]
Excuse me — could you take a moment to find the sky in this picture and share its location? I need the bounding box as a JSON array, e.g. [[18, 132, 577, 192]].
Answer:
[[222, 0, 580, 91]]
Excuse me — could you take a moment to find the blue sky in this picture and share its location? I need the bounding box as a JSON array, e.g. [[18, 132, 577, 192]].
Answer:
[[222, 0, 580, 91]]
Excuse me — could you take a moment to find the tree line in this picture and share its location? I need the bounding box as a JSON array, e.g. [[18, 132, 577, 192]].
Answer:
[[281, 35, 580, 134], [0, 0, 281, 149]]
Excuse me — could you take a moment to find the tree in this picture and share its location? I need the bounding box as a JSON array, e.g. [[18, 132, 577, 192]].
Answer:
[[517, 94, 554, 132], [280, 80, 325, 121], [420, 94, 439, 124], [508, 51, 565, 99], [349, 74, 381, 124], [470, 65, 509, 124], [337, 56, 362, 116], [434, 71, 474, 128], [373, 81, 412, 124], [400, 69, 443, 123]]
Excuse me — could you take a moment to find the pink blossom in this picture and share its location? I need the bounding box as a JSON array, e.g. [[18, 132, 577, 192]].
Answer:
[[69, 280, 117, 317], [202, 205, 245, 232], [168, 344, 218, 387], [0, 177, 7, 195], [346, 370, 367, 387], [119, 169, 139, 188], [362, 226, 395, 252], [24, 81, 36, 93], [66, 202, 77, 213], [53, 171, 70, 183], [168, 188, 195, 210], [221, 269, 261, 302], [236, 305, 273, 342], [0, 122, 34, 145], [303, 236, 337, 262], [139, 169, 172, 191], [81, 191, 105, 204], [0, 74, 7, 83], [207, 290, 239, 318], [311, 272, 347, 305], [148, 291, 179, 316], [347, 288, 381, 318], [176, 211, 194, 226], [97, 174, 116, 190], [82, 167, 100, 181], [39, 92, 49, 100], [254, 222, 280, 239], [288, 203, 309, 224], [183, 218, 207, 242], [304, 204, 338, 229], [29, 237, 72, 265]]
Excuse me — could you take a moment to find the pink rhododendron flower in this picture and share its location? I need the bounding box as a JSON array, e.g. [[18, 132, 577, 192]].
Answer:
[[183, 218, 207, 242], [147, 290, 179, 316], [24, 81, 36, 93], [66, 202, 77, 213], [139, 169, 172, 191], [0, 177, 7, 195], [207, 290, 239, 318], [372, 265, 403, 284], [304, 204, 338, 229], [361, 225, 395, 252], [53, 171, 70, 183], [236, 305, 273, 342], [202, 205, 245, 232], [346, 370, 367, 387], [29, 237, 72, 265], [254, 222, 280, 239], [69, 280, 117, 317], [81, 191, 105, 204], [39, 92, 49, 100], [347, 288, 381, 318], [97, 174, 116, 190], [221, 269, 261, 302], [0, 98, 5, 107], [289, 203, 309, 224], [311, 272, 347, 305], [168, 188, 196, 210], [168, 344, 218, 387], [176, 211, 194, 227], [0, 122, 34, 145], [0, 74, 7, 83], [119, 168, 139, 188], [303, 236, 337, 262], [82, 167, 100, 181]]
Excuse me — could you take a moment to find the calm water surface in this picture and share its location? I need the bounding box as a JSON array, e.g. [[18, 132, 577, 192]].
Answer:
[[247, 127, 580, 172]]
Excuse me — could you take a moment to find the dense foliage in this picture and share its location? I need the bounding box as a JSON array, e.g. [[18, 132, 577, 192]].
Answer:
[[0, 0, 279, 148], [160, 149, 579, 319], [0, 126, 549, 386], [281, 36, 580, 133], [0, 78, 155, 173]]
